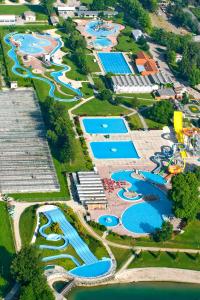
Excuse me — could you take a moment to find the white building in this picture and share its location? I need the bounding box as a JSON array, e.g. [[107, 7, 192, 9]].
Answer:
[[112, 75, 158, 93], [57, 6, 76, 18], [23, 11, 36, 22], [132, 29, 143, 41], [0, 15, 16, 25]]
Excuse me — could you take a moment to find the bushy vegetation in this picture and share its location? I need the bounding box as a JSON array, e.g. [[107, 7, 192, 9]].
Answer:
[[41, 97, 74, 163], [145, 100, 174, 125], [169, 168, 200, 220], [153, 221, 173, 242], [11, 246, 54, 300], [151, 28, 200, 86]]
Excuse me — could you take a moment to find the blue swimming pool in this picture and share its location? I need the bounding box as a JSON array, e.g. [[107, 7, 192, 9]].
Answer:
[[98, 52, 133, 74], [111, 170, 172, 234], [93, 37, 112, 48], [140, 171, 167, 185], [86, 20, 120, 37], [82, 117, 128, 134], [13, 33, 51, 55], [98, 215, 119, 227], [90, 141, 140, 159], [69, 259, 112, 278]]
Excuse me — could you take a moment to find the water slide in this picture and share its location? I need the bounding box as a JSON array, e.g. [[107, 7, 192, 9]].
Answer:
[[174, 111, 187, 159], [42, 208, 98, 265]]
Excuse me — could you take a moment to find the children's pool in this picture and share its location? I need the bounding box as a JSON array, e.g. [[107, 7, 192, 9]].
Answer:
[[90, 141, 140, 159], [93, 37, 112, 48], [86, 20, 120, 37], [98, 52, 133, 74], [98, 215, 119, 227], [82, 117, 128, 134]]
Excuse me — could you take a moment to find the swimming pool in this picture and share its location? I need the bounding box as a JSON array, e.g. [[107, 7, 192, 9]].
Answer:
[[90, 141, 140, 159], [86, 20, 120, 37], [82, 117, 128, 134], [12, 33, 51, 55], [93, 37, 112, 49], [98, 215, 119, 227], [98, 52, 133, 74], [140, 171, 167, 185], [111, 170, 172, 234]]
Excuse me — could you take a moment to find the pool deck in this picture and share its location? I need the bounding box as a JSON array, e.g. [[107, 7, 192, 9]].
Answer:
[[83, 127, 174, 237]]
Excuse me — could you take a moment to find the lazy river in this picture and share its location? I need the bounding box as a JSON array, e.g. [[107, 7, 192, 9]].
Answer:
[[4, 32, 82, 102]]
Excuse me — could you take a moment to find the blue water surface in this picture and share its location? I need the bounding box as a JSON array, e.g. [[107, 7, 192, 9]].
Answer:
[[86, 20, 119, 37], [140, 171, 167, 185], [82, 117, 128, 134], [13, 33, 51, 54], [111, 170, 172, 234], [98, 215, 119, 227], [69, 260, 112, 278], [98, 52, 132, 74], [90, 141, 140, 159], [93, 37, 112, 48]]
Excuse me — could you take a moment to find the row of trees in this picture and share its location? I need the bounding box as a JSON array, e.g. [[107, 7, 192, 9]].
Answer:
[[151, 28, 200, 86], [63, 18, 92, 75], [145, 100, 174, 125], [42, 97, 74, 163], [11, 246, 54, 300], [90, 0, 115, 10]]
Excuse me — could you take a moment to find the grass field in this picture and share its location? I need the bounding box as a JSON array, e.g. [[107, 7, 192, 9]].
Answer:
[[126, 114, 143, 129], [114, 27, 141, 53], [19, 205, 38, 246], [73, 98, 130, 116], [0, 5, 47, 20], [129, 251, 200, 271], [111, 247, 133, 270], [0, 203, 15, 297], [85, 55, 101, 73]]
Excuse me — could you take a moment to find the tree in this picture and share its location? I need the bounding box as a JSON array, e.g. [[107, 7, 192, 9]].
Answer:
[[99, 89, 113, 101], [169, 171, 200, 220], [41, 0, 55, 16], [166, 50, 176, 66], [146, 100, 174, 125], [11, 246, 55, 300], [181, 92, 189, 105], [153, 221, 173, 242], [11, 246, 42, 285]]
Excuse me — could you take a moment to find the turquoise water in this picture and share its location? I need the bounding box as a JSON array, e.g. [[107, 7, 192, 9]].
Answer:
[[4, 32, 82, 102], [110, 170, 171, 234], [140, 170, 167, 185], [82, 117, 128, 134], [86, 20, 119, 37], [90, 141, 140, 159], [68, 283, 200, 300], [98, 52, 132, 74], [98, 215, 119, 227], [93, 37, 112, 48], [12, 33, 51, 54], [39, 207, 112, 278]]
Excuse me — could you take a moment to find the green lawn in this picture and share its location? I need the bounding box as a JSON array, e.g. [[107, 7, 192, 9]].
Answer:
[[19, 205, 38, 246], [111, 247, 133, 270], [63, 56, 87, 81], [136, 220, 200, 250], [126, 114, 143, 129], [143, 117, 165, 129], [114, 27, 141, 53], [129, 251, 200, 271], [0, 5, 47, 20], [117, 96, 155, 109], [73, 98, 130, 116], [81, 82, 94, 98], [85, 55, 101, 73], [0, 203, 15, 297], [118, 93, 155, 100]]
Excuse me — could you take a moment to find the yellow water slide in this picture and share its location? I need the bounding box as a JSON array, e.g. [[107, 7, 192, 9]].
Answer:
[[174, 111, 187, 159]]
